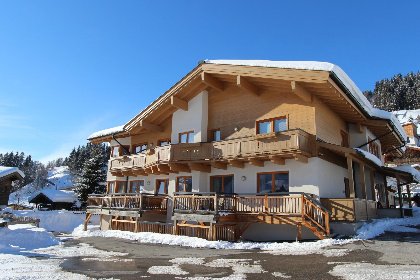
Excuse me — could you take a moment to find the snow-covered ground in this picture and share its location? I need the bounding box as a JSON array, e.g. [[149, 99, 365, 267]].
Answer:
[[1, 208, 420, 279], [9, 166, 75, 207]]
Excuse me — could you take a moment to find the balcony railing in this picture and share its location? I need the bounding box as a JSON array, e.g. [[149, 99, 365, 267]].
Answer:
[[109, 129, 311, 173], [173, 192, 330, 237], [87, 193, 168, 212]]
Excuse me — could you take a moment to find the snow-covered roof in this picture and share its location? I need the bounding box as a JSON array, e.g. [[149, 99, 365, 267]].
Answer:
[[87, 125, 125, 140], [29, 189, 77, 203], [353, 148, 383, 167], [390, 165, 420, 183], [0, 166, 25, 180], [204, 60, 407, 145]]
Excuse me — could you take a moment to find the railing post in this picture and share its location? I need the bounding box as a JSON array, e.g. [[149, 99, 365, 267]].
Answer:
[[139, 194, 143, 210], [214, 193, 218, 214], [233, 194, 237, 213], [301, 194, 305, 217], [265, 194, 268, 213], [192, 194, 196, 212]]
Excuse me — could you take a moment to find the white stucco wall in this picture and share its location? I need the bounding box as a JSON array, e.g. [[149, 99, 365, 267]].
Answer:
[[171, 90, 208, 144]]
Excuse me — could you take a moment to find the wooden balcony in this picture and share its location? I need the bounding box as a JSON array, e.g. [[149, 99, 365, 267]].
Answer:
[[109, 129, 312, 176], [86, 193, 168, 217], [172, 192, 330, 239]]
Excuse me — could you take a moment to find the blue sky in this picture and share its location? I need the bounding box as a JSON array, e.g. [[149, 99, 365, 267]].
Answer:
[[0, 1, 419, 163]]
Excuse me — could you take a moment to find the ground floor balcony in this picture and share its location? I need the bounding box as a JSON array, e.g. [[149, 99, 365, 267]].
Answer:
[[109, 129, 313, 177], [86, 193, 168, 217]]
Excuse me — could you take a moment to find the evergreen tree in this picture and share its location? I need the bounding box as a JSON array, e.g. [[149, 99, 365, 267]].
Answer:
[[75, 144, 107, 204]]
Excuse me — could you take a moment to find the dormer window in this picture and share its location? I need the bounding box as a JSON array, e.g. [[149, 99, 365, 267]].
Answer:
[[257, 117, 287, 134]]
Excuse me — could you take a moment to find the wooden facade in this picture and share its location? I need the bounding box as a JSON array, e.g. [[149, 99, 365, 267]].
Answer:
[[86, 61, 412, 241]]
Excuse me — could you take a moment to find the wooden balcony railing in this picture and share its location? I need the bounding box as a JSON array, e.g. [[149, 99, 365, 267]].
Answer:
[[87, 193, 168, 212], [173, 192, 330, 237], [109, 129, 312, 173]]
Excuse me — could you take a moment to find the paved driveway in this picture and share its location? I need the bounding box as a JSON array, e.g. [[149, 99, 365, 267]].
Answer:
[[57, 226, 420, 280]]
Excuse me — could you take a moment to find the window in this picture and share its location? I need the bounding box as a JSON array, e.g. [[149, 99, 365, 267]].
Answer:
[[258, 172, 289, 193], [210, 175, 234, 194], [177, 176, 192, 192], [158, 138, 171, 146], [341, 130, 349, 148], [108, 181, 127, 193], [179, 131, 194, 143], [368, 138, 380, 158], [211, 129, 221, 141], [111, 145, 130, 157], [133, 143, 148, 154], [256, 117, 287, 134], [130, 180, 144, 193], [156, 179, 169, 194]]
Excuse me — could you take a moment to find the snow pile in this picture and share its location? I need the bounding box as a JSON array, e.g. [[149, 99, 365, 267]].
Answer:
[[391, 165, 420, 182], [354, 207, 420, 239], [394, 109, 420, 127], [87, 125, 125, 140], [0, 224, 60, 254], [205, 60, 407, 144], [7, 209, 87, 232]]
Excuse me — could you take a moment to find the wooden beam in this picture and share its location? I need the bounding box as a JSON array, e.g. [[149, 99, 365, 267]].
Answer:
[[210, 162, 228, 170], [169, 163, 191, 173], [291, 81, 312, 103], [249, 158, 265, 167], [201, 72, 224, 91], [188, 163, 211, 173], [370, 168, 375, 201], [360, 163, 367, 199], [356, 123, 364, 133], [171, 96, 188, 111], [294, 154, 308, 164], [133, 169, 148, 176], [269, 156, 285, 165], [139, 120, 163, 132], [346, 154, 355, 198], [237, 75, 260, 96], [158, 164, 178, 174], [406, 185, 412, 208], [228, 160, 245, 169]]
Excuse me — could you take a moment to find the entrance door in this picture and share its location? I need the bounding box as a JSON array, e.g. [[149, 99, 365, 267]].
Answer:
[[156, 179, 169, 194]]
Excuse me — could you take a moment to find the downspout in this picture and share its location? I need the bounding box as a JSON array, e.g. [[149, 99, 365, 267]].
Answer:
[[112, 133, 130, 193]]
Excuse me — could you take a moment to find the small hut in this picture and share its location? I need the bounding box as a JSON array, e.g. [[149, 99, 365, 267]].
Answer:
[[29, 189, 77, 210]]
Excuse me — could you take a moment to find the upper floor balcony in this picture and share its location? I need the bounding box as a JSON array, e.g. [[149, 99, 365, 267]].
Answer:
[[109, 129, 312, 176]]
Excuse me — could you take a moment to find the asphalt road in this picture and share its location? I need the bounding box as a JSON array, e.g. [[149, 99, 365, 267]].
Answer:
[[55, 226, 420, 280]]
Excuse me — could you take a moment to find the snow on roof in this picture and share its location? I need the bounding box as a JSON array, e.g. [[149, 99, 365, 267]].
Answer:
[[87, 125, 125, 140], [29, 189, 77, 203], [0, 166, 25, 180], [394, 109, 420, 136], [204, 60, 407, 145], [390, 165, 420, 183], [353, 148, 383, 167]]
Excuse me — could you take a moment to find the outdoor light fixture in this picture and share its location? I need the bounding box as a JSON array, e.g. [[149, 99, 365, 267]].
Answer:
[[241, 176, 247, 181], [234, 126, 239, 132], [149, 143, 153, 147], [147, 181, 151, 185]]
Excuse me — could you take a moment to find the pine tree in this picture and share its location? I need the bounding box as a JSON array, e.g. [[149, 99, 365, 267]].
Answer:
[[75, 144, 108, 204]]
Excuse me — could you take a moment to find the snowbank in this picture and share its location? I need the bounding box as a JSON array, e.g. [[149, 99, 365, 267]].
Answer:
[[7, 209, 90, 232], [0, 224, 60, 254]]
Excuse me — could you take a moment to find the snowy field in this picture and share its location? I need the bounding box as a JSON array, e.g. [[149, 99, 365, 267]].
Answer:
[[1, 208, 420, 279]]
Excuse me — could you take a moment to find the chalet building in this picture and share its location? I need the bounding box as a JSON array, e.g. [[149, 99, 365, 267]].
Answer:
[[85, 60, 418, 241], [0, 166, 24, 210]]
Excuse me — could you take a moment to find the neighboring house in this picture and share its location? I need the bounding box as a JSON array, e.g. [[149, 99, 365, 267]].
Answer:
[[0, 166, 24, 210], [85, 60, 418, 241], [29, 189, 77, 210]]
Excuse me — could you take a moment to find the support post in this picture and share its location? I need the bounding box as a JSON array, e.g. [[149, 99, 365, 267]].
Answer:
[[346, 154, 355, 198], [360, 164, 367, 199], [406, 185, 412, 208], [396, 176, 404, 218], [296, 224, 302, 241]]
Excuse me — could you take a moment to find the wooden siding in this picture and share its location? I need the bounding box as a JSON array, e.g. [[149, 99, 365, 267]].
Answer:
[[208, 85, 316, 140], [131, 117, 172, 149], [314, 96, 348, 146], [321, 198, 377, 221]]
